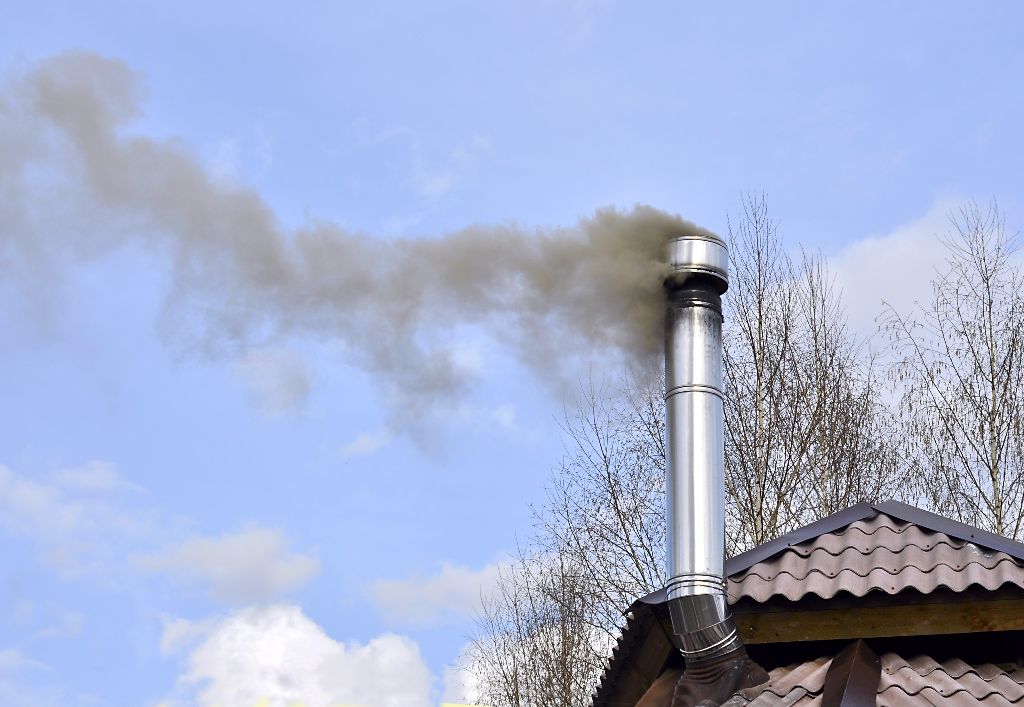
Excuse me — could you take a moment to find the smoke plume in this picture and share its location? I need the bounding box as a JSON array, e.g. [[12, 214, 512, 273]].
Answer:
[[0, 52, 713, 418]]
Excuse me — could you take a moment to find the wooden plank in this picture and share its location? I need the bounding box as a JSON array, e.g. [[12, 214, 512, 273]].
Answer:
[[734, 596, 1024, 644]]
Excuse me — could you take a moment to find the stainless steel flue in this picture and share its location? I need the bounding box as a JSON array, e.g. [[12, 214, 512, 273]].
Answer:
[[663, 234, 741, 661]]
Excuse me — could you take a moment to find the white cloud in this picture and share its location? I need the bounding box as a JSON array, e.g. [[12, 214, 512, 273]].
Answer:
[[369, 561, 505, 626], [136, 527, 320, 604], [160, 616, 219, 656], [233, 348, 312, 417], [164, 605, 433, 707], [0, 461, 180, 580], [0, 461, 316, 612], [35, 611, 83, 640], [832, 199, 957, 341], [51, 460, 141, 493], [0, 464, 92, 542], [341, 430, 393, 458], [0, 461, 145, 543], [0, 649, 45, 672]]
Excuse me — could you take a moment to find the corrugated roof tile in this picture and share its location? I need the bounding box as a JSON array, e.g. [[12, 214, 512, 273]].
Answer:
[[595, 505, 1024, 707], [878, 653, 1024, 705], [730, 653, 1024, 706], [727, 514, 1024, 604], [723, 657, 831, 705]]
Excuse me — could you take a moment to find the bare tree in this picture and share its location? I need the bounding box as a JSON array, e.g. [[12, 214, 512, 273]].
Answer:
[[467, 197, 904, 705], [536, 376, 667, 639], [724, 197, 906, 551], [465, 377, 666, 706], [884, 201, 1024, 539], [467, 547, 610, 707]]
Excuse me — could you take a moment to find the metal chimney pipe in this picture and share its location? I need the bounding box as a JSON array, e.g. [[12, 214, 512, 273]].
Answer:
[[663, 234, 742, 661]]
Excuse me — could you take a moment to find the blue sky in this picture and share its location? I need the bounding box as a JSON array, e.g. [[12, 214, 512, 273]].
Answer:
[[1, 2, 1023, 705]]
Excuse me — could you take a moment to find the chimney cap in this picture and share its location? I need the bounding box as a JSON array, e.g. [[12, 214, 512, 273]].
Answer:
[[666, 234, 728, 295]]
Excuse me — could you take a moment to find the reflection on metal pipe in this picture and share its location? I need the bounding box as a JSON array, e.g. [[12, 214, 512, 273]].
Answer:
[[663, 234, 742, 661]]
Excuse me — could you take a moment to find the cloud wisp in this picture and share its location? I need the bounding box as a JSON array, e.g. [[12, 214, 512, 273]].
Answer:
[[0, 461, 150, 577], [0, 51, 710, 426], [369, 560, 505, 626], [0, 461, 317, 606], [341, 429, 393, 458], [136, 527, 320, 604], [0, 648, 46, 673], [50, 459, 143, 494]]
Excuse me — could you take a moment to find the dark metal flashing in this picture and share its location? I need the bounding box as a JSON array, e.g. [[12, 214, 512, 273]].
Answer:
[[820, 640, 881, 707], [667, 646, 769, 707], [638, 587, 668, 606]]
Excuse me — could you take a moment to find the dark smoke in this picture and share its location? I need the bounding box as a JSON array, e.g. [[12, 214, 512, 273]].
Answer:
[[0, 52, 714, 419]]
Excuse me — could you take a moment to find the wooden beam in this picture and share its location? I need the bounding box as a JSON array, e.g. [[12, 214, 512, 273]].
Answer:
[[734, 593, 1024, 644]]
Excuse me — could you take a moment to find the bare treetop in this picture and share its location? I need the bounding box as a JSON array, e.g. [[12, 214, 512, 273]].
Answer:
[[885, 201, 1024, 539]]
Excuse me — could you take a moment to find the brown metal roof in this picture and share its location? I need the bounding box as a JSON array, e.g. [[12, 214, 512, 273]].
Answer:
[[728, 513, 1024, 604], [877, 653, 1024, 704], [594, 502, 1024, 707], [724, 501, 1024, 578], [723, 653, 1024, 706]]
